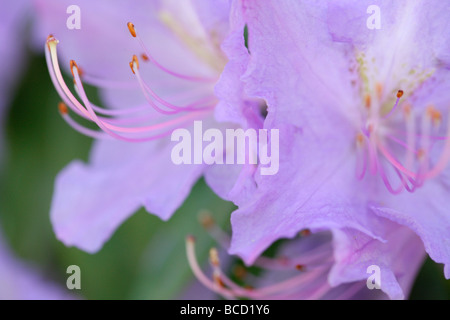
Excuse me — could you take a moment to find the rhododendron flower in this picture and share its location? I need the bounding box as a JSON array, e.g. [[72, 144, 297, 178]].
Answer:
[[219, 0, 450, 299], [38, 0, 261, 252]]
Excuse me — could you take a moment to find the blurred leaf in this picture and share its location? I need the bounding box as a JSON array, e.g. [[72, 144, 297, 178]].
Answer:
[[130, 179, 234, 300], [410, 258, 450, 300], [2, 51, 91, 263]]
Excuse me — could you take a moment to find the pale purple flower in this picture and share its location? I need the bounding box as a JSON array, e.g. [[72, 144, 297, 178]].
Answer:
[[220, 0, 450, 299], [38, 0, 260, 252]]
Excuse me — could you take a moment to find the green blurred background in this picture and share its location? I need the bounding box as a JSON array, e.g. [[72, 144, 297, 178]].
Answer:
[[0, 49, 449, 300]]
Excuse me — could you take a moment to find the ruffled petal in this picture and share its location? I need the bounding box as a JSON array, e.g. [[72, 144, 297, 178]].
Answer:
[[370, 170, 450, 279], [329, 218, 425, 300], [205, 0, 262, 205], [228, 0, 377, 264], [51, 133, 204, 253], [229, 123, 385, 264]]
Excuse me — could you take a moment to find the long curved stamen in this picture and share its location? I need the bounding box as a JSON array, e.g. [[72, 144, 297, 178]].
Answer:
[[253, 247, 333, 271], [130, 55, 216, 113], [130, 56, 178, 115], [386, 135, 419, 155], [356, 133, 368, 180], [46, 36, 91, 119], [357, 83, 450, 194], [58, 102, 110, 139], [422, 107, 450, 179], [139, 77, 217, 111], [418, 106, 433, 175], [377, 156, 404, 194], [46, 35, 214, 143], [185, 236, 236, 300], [383, 90, 404, 119], [127, 22, 216, 83], [376, 140, 417, 179], [73, 64, 210, 141], [47, 45, 154, 120], [198, 212, 332, 272], [48, 39, 145, 124], [198, 212, 231, 249], [186, 236, 331, 300], [396, 168, 418, 193], [368, 133, 378, 175], [81, 73, 139, 89], [71, 77, 186, 129]]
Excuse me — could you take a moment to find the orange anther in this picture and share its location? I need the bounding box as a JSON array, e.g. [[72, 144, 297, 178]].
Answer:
[[58, 102, 68, 115], [365, 94, 372, 109], [376, 83, 383, 100], [70, 60, 79, 77], [127, 22, 136, 37]]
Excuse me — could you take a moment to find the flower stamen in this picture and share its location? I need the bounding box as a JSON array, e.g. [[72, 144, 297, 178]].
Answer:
[[127, 21, 216, 83], [46, 35, 213, 143], [186, 236, 331, 299]]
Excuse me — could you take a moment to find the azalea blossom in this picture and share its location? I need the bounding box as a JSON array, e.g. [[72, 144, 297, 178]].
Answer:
[[38, 0, 261, 252], [221, 0, 450, 299]]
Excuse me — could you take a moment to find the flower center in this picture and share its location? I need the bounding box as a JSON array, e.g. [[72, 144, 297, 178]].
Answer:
[[355, 81, 450, 194], [157, 10, 227, 73]]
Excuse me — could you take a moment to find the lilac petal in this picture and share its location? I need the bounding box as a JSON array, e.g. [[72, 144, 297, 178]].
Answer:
[[370, 172, 450, 279], [51, 134, 204, 253], [162, 0, 230, 47], [189, 0, 231, 42], [230, 0, 450, 283], [251, 232, 388, 300], [214, 0, 263, 129], [327, 0, 450, 67], [229, 124, 384, 265], [241, 1, 358, 124], [205, 0, 262, 205], [228, 1, 380, 264], [329, 218, 426, 300], [204, 162, 258, 206]]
